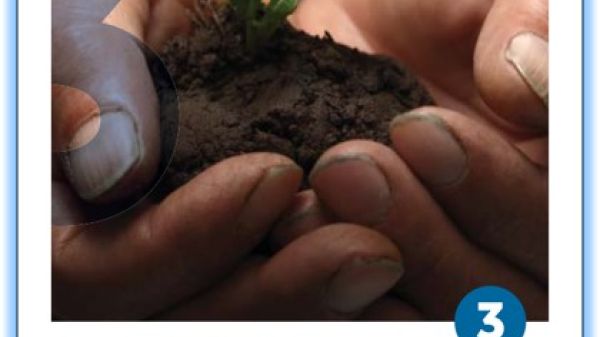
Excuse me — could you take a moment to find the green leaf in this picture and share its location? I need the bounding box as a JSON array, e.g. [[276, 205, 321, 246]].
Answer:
[[257, 0, 298, 43], [265, 0, 298, 20], [233, 0, 298, 51]]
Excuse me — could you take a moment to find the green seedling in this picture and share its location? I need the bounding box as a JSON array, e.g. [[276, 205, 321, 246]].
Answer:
[[231, 0, 298, 51]]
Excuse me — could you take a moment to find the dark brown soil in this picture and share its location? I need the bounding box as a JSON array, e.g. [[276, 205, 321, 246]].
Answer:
[[159, 7, 433, 191]]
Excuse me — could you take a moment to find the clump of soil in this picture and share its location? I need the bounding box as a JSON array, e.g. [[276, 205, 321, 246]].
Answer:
[[159, 6, 433, 191]]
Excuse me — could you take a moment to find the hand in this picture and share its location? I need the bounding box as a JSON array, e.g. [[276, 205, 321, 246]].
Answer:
[[280, 0, 548, 319], [52, 0, 405, 320]]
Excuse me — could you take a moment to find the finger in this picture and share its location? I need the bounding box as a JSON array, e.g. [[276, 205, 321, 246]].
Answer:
[[53, 153, 303, 319], [289, 0, 376, 53], [144, 0, 191, 49], [104, 0, 194, 50], [53, 0, 121, 22], [389, 108, 548, 283], [474, 0, 548, 131], [309, 141, 547, 319], [52, 85, 101, 152], [269, 190, 332, 250], [102, 0, 151, 43], [359, 297, 424, 321], [159, 224, 406, 320], [53, 2, 161, 203]]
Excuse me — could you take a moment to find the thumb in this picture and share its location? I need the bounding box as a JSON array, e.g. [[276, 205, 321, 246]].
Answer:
[[52, 0, 162, 204], [474, 0, 548, 132]]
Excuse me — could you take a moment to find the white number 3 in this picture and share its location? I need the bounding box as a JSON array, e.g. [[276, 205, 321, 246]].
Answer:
[[477, 302, 505, 337]]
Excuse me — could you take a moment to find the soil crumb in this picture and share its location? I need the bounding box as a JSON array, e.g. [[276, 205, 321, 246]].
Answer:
[[159, 8, 433, 191]]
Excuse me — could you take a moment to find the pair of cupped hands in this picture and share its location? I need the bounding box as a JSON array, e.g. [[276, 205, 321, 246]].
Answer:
[[52, 0, 548, 320]]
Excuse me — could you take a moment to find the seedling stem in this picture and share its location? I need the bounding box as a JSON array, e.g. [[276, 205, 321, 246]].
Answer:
[[231, 0, 298, 51]]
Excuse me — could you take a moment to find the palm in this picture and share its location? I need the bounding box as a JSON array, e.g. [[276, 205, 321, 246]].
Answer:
[[291, 0, 547, 164]]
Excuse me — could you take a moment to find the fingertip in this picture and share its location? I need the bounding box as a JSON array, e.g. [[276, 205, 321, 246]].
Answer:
[[61, 111, 145, 202], [326, 256, 404, 314], [269, 190, 331, 250], [389, 109, 469, 188], [309, 144, 393, 228], [389, 107, 548, 283], [53, 23, 168, 205], [264, 224, 404, 316], [52, 84, 158, 205], [236, 162, 304, 237], [154, 153, 304, 247], [474, 0, 548, 131], [52, 85, 101, 152]]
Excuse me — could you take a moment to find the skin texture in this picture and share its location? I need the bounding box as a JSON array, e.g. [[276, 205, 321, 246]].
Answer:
[[52, 0, 548, 320], [283, 0, 549, 319], [52, 0, 408, 320]]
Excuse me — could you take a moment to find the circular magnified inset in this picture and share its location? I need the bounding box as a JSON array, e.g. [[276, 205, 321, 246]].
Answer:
[[52, 25, 180, 226]]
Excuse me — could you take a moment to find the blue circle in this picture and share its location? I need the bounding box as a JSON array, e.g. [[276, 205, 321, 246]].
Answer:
[[455, 286, 527, 337]]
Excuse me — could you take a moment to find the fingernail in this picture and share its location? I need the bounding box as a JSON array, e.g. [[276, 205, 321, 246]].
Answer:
[[238, 164, 304, 234], [310, 154, 391, 227], [271, 191, 329, 249], [390, 113, 467, 186], [278, 191, 319, 226], [326, 257, 404, 314], [505, 32, 548, 106], [61, 112, 141, 201], [68, 115, 101, 150]]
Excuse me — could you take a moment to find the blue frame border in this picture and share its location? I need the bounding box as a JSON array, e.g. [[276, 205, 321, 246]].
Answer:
[[583, 0, 594, 336], [2, 0, 594, 336], [6, 0, 17, 336]]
